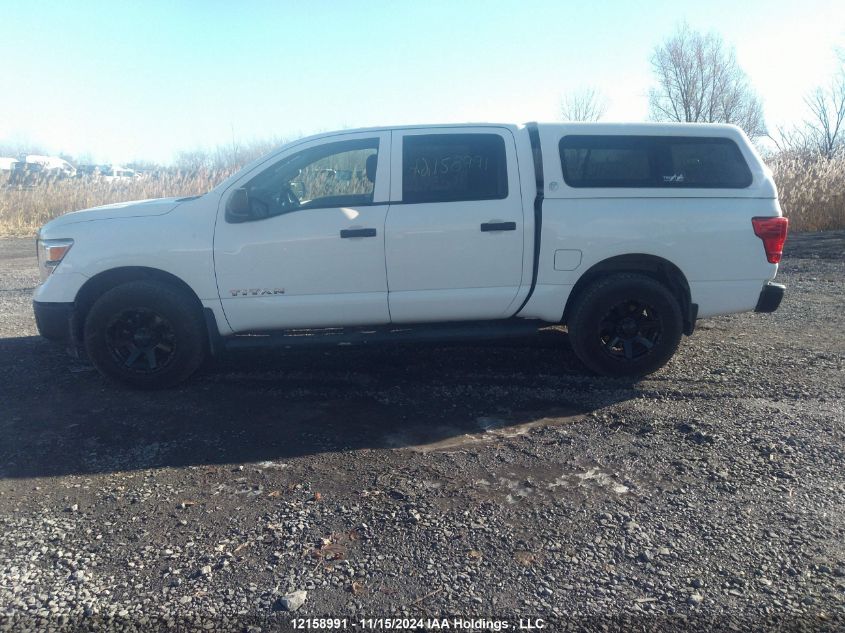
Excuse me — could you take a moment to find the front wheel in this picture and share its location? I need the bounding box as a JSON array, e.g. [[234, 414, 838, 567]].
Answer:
[[568, 273, 683, 377], [83, 280, 207, 389]]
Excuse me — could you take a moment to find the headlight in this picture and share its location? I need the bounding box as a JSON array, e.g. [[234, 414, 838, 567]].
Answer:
[[36, 238, 74, 282]]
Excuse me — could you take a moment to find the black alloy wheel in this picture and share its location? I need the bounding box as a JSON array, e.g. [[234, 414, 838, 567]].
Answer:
[[568, 273, 683, 377], [105, 308, 177, 373], [84, 280, 207, 389], [598, 299, 662, 361]]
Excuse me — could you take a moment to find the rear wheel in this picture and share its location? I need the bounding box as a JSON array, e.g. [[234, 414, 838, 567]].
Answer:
[[568, 273, 683, 377], [83, 280, 206, 389]]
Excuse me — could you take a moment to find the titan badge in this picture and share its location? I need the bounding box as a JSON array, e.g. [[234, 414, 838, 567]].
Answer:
[[229, 288, 285, 297]]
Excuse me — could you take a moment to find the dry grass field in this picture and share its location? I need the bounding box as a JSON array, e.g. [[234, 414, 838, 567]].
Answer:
[[0, 169, 226, 236], [1, 150, 843, 236], [769, 154, 845, 232]]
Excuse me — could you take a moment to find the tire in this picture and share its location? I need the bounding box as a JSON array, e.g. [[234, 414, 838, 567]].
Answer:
[[83, 280, 207, 389], [568, 273, 683, 377]]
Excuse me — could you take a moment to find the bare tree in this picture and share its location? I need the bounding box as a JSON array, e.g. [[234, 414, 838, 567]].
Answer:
[[561, 87, 608, 122], [803, 74, 845, 158], [174, 149, 211, 173], [769, 50, 845, 158], [767, 124, 812, 157], [648, 24, 766, 138]]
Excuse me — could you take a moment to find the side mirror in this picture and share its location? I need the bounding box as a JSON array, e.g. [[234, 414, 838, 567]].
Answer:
[[225, 188, 253, 223]]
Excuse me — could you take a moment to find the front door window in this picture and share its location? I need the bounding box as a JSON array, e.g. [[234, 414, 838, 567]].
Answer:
[[239, 138, 379, 220]]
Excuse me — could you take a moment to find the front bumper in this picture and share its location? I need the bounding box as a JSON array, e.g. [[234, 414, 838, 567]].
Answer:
[[33, 300, 74, 341], [754, 282, 785, 313]]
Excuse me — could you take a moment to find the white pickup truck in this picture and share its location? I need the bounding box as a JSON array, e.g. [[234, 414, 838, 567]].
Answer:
[[33, 122, 787, 388]]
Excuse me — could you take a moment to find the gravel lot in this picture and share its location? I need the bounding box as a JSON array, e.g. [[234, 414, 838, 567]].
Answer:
[[0, 234, 843, 632]]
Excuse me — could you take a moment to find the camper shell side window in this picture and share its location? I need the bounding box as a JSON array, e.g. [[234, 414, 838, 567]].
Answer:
[[559, 135, 753, 189]]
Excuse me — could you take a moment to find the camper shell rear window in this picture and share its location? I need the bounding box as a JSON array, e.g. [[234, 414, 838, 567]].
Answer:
[[559, 135, 752, 189]]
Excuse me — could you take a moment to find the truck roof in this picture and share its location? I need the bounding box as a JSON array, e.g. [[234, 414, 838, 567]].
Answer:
[[286, 121, 749, 138]]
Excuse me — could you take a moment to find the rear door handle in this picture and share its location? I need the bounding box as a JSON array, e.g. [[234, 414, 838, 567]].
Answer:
[[480, 221, 516, 232], [340, 228, 377, 238]]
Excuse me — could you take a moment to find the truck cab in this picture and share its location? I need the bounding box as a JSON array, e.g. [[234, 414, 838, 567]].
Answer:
[[218, 126, 531, 330]]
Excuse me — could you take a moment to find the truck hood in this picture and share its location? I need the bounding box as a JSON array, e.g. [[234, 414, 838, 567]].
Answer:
[[40, 197, 193, 234]]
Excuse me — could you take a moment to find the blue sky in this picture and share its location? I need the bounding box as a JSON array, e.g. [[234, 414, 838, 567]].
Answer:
[[1, 0, 843, 163]]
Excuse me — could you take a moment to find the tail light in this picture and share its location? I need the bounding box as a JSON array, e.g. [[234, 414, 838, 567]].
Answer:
[[752, 217, 788, 264]]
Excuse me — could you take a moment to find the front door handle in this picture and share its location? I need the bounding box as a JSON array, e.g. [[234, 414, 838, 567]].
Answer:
[[480, 221, 516, 232], [340, 228, 377, 238]]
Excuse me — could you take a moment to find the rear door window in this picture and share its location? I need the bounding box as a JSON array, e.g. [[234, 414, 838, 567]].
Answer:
[[402, 133, 508, 203], [559, 135, 752, 188]]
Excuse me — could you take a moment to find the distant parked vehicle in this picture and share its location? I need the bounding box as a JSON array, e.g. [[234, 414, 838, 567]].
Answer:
[[8, 155, 76, 186], [75, 164, 109, 178], [0, 157, 16, 172], [24, 155, 76, 178], [102, 166, 137, 181], [9, 161, 45, 187]]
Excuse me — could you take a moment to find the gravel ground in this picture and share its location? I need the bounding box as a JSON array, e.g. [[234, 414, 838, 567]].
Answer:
[[0, 234, 843, 632]]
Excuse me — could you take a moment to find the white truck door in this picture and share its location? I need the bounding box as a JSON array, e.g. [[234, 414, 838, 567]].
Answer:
[[385, 128, 525, 322], [214, 132, 391, 332]]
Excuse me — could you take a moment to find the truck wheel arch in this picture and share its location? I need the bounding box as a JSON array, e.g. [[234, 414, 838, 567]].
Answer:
[[563, 254, 696, 335], [73, 267, 205, 343]]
